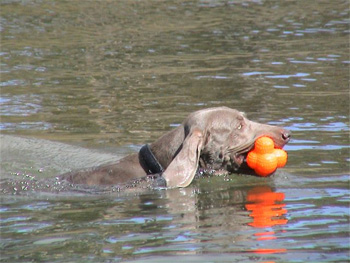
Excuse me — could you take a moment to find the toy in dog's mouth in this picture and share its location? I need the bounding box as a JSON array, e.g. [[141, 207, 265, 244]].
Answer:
[[198, 136, 289, 177], [245, 136, 288, 177], [232, 136, 289, 176]]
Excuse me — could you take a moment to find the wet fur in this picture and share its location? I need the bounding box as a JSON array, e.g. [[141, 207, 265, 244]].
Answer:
[[59, 107, 290, 188]]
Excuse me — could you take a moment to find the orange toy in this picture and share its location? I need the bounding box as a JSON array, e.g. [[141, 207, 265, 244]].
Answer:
[[246, 137, 288, 177]]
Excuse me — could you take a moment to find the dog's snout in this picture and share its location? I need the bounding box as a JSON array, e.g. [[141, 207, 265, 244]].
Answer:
[[282, 130, 291, 141]]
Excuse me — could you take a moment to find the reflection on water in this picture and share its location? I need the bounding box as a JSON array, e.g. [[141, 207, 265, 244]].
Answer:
[[246, 186, 288, 228], [1, 174, 348, 262], [0, 0, 349, 262], [246, 186, 288, 256]]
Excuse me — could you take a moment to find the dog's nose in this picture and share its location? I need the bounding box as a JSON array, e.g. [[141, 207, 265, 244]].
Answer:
[[282, 130, 291, 141]]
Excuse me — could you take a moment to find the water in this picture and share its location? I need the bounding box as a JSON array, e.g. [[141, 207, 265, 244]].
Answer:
[[1, 0, 349, 262]]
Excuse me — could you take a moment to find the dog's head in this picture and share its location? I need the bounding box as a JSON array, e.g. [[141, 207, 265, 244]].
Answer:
[[162, 107, 290, 187]]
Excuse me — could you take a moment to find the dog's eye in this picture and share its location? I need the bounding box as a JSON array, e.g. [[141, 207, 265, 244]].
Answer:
[[237, 124, 242, 130]]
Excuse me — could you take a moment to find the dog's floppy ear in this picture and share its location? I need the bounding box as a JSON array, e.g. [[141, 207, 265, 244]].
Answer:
[[162, 128, 203, 188]]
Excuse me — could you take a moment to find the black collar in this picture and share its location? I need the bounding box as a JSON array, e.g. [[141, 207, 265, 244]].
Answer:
[[139, 144, 164, 175]]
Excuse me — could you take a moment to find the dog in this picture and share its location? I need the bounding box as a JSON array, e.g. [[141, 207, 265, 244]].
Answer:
[[59, 107, 290, 188]]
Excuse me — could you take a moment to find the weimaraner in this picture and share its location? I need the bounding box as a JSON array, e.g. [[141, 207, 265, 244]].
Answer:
[[59, 107, 290, 188]]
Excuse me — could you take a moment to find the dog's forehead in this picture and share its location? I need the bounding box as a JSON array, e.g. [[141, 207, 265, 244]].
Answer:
[[208, 108, 245, 119], [187, 107, 245, 125], [185, 107, 247, 128]]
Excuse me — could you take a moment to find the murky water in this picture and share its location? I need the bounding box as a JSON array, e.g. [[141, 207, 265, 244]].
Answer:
[[1, 0, 349, 262]]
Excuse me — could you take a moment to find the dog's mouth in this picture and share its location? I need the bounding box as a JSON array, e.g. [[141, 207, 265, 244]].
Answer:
[[232, 153, 246, 166], [229, 150, 255, 174], [231, 144, 255, 167], [231, 138, 290, 175], [231, 135, 290, 168], [201, 137, 289, 175]]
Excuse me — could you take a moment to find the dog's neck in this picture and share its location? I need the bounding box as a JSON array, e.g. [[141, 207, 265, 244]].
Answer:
[[149, 125, 186, 169], [139, 144, 164, 174]]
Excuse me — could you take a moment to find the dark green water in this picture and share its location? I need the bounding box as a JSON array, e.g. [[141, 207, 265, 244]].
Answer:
[[1, 0, 349, 262]]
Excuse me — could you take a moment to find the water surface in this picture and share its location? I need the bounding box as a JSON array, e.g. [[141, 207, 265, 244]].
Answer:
[[1, 0, 349, 262]]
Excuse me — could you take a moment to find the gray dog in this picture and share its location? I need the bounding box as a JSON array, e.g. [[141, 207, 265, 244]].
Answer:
[[59, 107, 291, 188]]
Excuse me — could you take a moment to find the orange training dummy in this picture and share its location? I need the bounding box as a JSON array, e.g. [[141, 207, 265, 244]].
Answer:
[[246, 137, 288, 177]]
